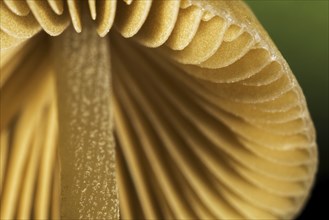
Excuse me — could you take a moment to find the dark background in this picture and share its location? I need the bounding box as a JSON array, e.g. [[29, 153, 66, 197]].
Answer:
[[246, 1, 328, 219]]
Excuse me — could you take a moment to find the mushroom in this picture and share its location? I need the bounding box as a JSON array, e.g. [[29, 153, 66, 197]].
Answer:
[[0, 0, 317, 219]]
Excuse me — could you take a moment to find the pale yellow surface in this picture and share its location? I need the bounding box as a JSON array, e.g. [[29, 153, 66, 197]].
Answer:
[[0, 1, 317, 220]]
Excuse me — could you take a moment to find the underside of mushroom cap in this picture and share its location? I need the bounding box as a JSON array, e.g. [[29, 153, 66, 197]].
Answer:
[[0, 0, 317, 219]]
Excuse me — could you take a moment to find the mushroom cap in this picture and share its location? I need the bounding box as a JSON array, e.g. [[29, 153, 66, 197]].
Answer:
[[0, 0, 317, 219]]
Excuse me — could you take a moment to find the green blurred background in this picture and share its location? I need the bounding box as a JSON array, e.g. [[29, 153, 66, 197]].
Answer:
[[246, 1, 328, 218]]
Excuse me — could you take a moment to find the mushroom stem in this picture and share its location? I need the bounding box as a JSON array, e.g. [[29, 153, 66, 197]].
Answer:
[[54, 17, 119, 219]]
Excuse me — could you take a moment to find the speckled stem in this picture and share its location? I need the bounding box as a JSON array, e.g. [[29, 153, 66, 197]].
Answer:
[[54, 20, 119, 219]]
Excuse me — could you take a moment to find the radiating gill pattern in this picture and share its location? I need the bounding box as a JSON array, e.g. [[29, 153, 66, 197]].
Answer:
[[0, 0, 317, 219]]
